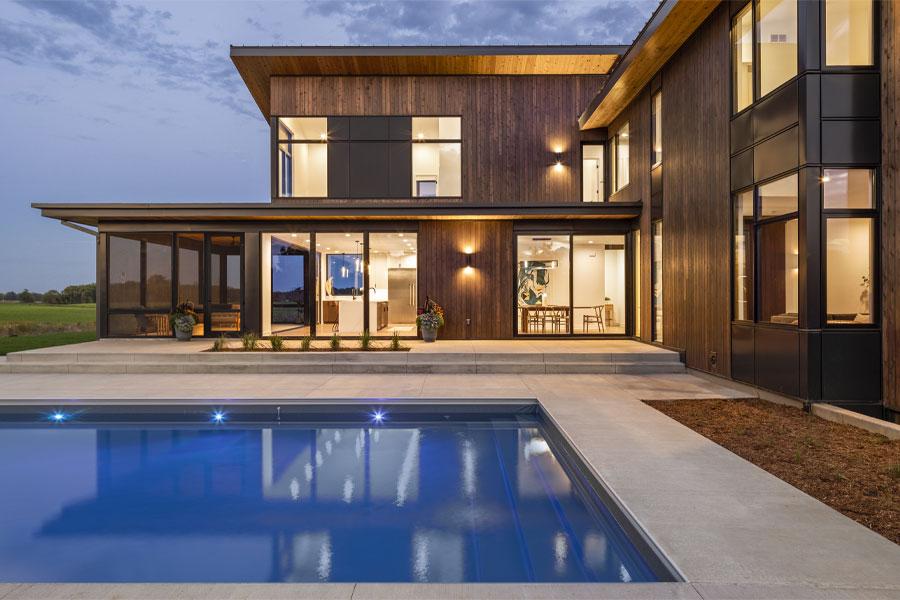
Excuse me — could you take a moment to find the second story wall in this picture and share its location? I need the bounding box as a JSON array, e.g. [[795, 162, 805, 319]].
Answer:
[[270, 75, 606, 205]]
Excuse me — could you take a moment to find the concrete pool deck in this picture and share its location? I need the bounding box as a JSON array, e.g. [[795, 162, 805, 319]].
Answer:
[[0, 371, 898, 599]]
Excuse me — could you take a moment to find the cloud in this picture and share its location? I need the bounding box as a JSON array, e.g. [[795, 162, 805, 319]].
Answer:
[[5, 0, 252, 116], [304, 0, 657, 46]]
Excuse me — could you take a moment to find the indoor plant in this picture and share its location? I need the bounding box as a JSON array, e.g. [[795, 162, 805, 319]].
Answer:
[[169, 301, 198, 341], [416, 297, 445, 342]]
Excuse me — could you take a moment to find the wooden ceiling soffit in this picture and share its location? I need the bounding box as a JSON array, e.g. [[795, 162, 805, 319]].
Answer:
[[579, 0, 720, 130]]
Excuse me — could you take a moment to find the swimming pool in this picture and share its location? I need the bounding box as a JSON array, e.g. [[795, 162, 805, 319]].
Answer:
[[0, 404, 674, 583]]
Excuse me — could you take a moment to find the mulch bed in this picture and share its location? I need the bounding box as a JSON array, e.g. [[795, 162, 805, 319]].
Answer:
[[645, 398, 900, 545]]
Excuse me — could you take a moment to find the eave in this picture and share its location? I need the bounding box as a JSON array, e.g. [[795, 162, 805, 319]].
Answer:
[[34, 202, 641, 227], [230, 45, 628, 118], [579, 0, 720, 129]]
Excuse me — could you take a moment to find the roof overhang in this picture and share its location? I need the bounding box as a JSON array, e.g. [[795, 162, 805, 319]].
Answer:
[[579, 0, 720, 129], [34, 202, 641, 227], [231, 45, 628, 118]]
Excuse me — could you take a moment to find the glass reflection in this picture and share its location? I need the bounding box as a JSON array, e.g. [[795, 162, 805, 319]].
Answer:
[[0, 423, 657, 584]]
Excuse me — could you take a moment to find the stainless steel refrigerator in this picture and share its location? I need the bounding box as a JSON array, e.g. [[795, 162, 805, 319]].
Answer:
[[387, 268, 417, 324]]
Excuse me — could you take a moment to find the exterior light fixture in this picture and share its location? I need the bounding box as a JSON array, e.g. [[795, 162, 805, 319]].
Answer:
[[464, 253, 474, 274], [51, 411, 68, 423], [371, 409, 386, 423], [554, 152, 564, 172], [820, 175, 831, 183]]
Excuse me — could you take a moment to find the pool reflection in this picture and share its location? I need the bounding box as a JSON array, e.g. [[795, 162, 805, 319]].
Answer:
[[0, 424, 656, 583]]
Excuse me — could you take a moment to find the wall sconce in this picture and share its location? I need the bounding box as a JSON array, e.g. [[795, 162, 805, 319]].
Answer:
[[553, 152, 564, 172], [463, 253, 474, 275]]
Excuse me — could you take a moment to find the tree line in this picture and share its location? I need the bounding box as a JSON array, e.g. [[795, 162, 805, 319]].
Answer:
[[3, 284, 96, 305]]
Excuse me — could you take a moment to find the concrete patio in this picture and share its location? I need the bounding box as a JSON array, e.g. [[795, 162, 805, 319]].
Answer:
[[0, 370, 898, 599], [0, 338, 685, 375]]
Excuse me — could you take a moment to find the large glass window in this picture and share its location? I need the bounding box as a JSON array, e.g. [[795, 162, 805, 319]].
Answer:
[[262, 233, 311, 337], [209, 234, 242, 333], [634, 230, 641, 338], [758, 0, 798, 97], [733, 190, 755, 321], [756, 174, 799, 325], [611, 123, 629, 192], [107, 233, 172, 336], [411, 117, 461, 141], [412, 143, 461, 197], [651, 221, 663, 342], [826, 218, 874, 324], [582, 145, 604, 202], [317, 233, 365, 336], [823, 169, 875, 209], [177, 233, 204, 336], [573, 236, 626, 335], [516, 236, 571, 335], [651, 92, 662, 167], [277, 118, 327, 198], [369, 233, 418, 337], [732, 3, 754, 113], [825, 0, 874, 66], [759, 173, 799, 217]]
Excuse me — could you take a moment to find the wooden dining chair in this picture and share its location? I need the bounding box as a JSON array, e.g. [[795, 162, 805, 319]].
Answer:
[[583, 305, 605, 333]]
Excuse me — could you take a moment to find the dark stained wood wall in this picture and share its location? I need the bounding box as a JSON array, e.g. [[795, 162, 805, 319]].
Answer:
[[271, 76, 606, 205], [659, 4, 731, 375], [417, 220, 514, 339], [882, 1, 900, 412]]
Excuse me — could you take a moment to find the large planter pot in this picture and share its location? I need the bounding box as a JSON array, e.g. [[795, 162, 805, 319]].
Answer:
[[420, 327, 438, 343], [174, 328, 193, 342]]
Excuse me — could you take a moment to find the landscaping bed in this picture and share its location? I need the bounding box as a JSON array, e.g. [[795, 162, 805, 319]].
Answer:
[[645, 398, 900, 545]]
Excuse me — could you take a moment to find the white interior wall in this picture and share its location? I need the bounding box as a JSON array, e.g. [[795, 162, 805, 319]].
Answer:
[[785, 219, 799, 313], [261, 234, 272, 336], [292, 144, 327, 197], [605, 249, 626, 326], [827, 219, 873, 315]]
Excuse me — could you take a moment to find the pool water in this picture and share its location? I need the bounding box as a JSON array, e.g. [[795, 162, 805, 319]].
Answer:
[[0, 416, 659, 583]]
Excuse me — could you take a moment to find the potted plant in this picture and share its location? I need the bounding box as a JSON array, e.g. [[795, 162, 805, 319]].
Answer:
[[416, 297, 445, 342], [170, 301, 199, 341]]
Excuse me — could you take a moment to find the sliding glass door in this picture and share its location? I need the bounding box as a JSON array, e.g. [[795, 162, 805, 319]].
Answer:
[[515, 233, 627, 336]]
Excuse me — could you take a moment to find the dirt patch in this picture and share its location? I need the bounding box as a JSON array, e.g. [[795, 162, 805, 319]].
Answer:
[[645, 398, 900, 545]]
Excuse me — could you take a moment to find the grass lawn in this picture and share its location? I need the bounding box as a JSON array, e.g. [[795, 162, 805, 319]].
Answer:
[[0, 331, 96, 355], [0, 303, 96, 355], [646, 398, 900, 545]]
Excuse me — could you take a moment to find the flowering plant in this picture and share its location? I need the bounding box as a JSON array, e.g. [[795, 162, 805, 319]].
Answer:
[[416, 296, 445, 329], [169, 301, 198, 332]]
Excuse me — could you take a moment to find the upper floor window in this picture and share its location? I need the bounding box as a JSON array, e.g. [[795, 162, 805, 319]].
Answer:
[[611, 123, 629, 193], [825, 0, 874, 66], [411, 117, 461, 197], [582, 144, 604, 202], [757, 0, 798, 97], [651, 92, 662, 167], [277, 118, 327, 198], [732, 3, 754, 113]]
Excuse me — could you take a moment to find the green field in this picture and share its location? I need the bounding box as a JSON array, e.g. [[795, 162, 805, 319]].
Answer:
[[0, 302, 96, 355]]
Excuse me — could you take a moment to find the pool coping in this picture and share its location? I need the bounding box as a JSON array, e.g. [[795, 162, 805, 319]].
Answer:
[[1, 373, 899, 599]]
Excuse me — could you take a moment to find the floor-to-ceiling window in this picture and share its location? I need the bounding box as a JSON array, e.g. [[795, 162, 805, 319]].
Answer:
[[516, 234, 627, 336], [262, 233, 311, 337], [316, 233, 365, 336], [633, 230, 641, 338], [368, 232, 417, 337], [757, 0, 798, 98], [582, 145, 604, 202], [176, 233, 204, 336], [208, 234, 243, 334], [651, 221, 663, 343], [732, 3, 754, 113]]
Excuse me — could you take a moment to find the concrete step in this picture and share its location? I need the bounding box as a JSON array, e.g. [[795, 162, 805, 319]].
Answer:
[[2, 359, 686, 375]]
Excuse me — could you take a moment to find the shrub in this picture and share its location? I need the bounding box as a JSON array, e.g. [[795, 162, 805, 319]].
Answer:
[[887, 463, 900, 480], [300, 336, 312, 351], [416, 311, 444, 330], [211, 334, 228, 352], [330, 333, 341, 351], [169, 301, 198, 332], [360, 329, 371, 350], [390, 331, 402, 351], [269, 335, 285, 352], [241, 332, 258, 351]]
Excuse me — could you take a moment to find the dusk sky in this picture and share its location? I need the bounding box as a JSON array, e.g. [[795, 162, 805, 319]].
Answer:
[[0, 0, 656, 292]]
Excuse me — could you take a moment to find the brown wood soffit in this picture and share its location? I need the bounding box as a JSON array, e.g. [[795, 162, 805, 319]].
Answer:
[[579, 0, 720, 130], [34, 203, 641, 226], [230, 46, 628, 118]]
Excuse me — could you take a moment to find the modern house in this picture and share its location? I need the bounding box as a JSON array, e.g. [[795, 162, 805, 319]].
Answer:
[[35, 0, 899, 420]]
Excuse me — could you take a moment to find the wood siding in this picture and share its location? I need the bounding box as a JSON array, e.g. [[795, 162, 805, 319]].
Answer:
[[271, 76, 606, 205], [883, 0, 900, 411], [658, 4, 731, 374], [418, 220, 514, 339]]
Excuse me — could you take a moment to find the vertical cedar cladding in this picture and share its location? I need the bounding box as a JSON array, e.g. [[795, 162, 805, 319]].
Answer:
[[882, 0, 900, 411]]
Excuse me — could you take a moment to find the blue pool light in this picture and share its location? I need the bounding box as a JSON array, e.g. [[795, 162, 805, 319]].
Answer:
[[50, 411, 68, 423], [211, 410, 227, 424], [371, 409, 386, 424]]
